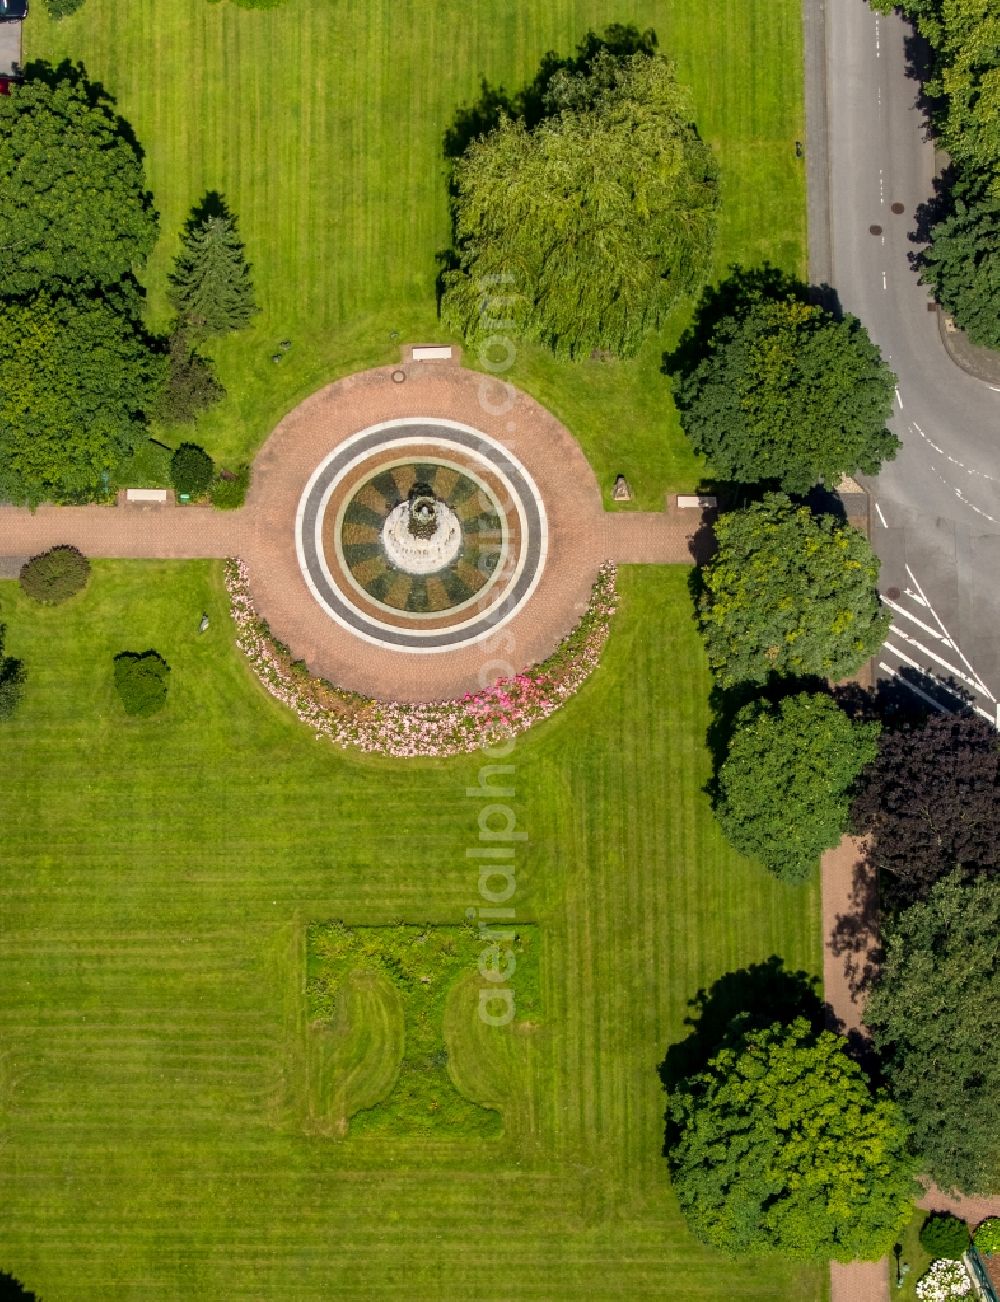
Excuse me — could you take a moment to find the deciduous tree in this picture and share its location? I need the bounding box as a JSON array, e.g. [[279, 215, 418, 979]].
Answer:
[[715, 692, 879, 881], [864, 871, 1000, 1195], [851, 711, 1000, 903], [667, 1018, 916, 1260], [698, 495, 889, 687], [920, 171, 1000, 349], [442, 50, 718, 358], [0, 293, 164, 505], [0, 71, 157, 295], [675, 298, 898, 492]]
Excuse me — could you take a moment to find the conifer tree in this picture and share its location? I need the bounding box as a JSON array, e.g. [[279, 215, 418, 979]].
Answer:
[[168, 203, 258, 335]]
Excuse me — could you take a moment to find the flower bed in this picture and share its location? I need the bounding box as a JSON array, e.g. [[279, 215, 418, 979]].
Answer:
[[224, 558, 618, 758], [916, 1258, 973, 1301]]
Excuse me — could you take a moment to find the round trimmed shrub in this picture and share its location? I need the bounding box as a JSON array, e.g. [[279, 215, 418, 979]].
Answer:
[[19, 545, 90, 605], [113, 651, 170, 717], [170, 442, 214, 499], [209, 464, 250, 510], [919, 1212, 970, 1260], [44, 0, 88, 20], [974, 1218, 1000, 1255]]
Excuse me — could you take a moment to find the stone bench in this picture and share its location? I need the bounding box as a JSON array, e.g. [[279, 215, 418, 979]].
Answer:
[[409, 345, 454, 362], [122, 488, 170, 504], [676, 494, 718, 509]]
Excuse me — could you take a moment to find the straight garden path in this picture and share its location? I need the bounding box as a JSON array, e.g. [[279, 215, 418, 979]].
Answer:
[[822, 834, 1000, 1302]]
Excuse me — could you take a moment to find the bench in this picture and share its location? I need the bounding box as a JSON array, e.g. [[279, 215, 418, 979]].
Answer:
[[410, 345, 453, 362], [124, 488, 169, 503], [676, 494, 718, 509]]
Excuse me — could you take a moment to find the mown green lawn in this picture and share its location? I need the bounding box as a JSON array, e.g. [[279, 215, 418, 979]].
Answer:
[[26, 0, 805, 508], [0, 564, 824, 1299]]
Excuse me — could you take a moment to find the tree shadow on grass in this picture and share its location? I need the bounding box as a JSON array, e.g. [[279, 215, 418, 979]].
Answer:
[[182, 189, 234, 233], [661, 263, 811, 383], [442, 23, 659, 161], [0, 1273, 38, 1302], [658, 957, 825, 1153], [662, 264, 849, 395]]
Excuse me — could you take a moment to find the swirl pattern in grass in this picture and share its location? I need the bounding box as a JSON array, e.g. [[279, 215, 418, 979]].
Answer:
[[307, 921, 540, 1136]]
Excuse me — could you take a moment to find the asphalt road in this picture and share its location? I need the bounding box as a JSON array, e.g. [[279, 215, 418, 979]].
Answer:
[[813, 0, 1000, 717]]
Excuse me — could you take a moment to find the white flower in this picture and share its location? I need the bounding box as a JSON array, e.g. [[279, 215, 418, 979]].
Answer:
[[916, 1259, 973, 1301]]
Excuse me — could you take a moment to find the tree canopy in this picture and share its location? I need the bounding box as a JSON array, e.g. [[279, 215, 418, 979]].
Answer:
[[0, 293, 164, 505], [0, 71, 158, 296], [666, 1018, 915, 1260], [698, 495, 889, 687], [442, 50, 718, 358], [920, 170, 1000, 348], [874, 0, 1000, 188], [864, 871, 1000, 1195], [715, 692, 879, 882], [168, 202, 258, 335], [675, 297, 898, 493], [873, 0, 999, 337], [851, 711, 1000, 903]]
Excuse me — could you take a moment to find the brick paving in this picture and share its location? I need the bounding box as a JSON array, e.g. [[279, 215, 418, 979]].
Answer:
[[822, 835, 999, 1302], [0, 359, 702, 702], [822, 836, 890, 1302]]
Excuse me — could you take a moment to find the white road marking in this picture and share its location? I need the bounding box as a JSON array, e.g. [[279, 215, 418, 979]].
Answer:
[[894, 386, 903, 409], [874, 501, 889, 528], [911, 421, 1000, 483], [888, 625, 986, 694], [882, 596, 949, 643], [882, 271, 887, 290], [912, 420, 945, 454], [990, 385, 1000, 393], [904, 564, 996, 700], [881, 649, 995, 724], [928, 465, 1000, 524], [904, 586, 929, 608], [878, 661, 953, 714]]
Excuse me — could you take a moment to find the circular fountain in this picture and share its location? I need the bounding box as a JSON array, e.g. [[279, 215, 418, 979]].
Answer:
[[380, 483, 463, 575], [295, 419, 547, 651]]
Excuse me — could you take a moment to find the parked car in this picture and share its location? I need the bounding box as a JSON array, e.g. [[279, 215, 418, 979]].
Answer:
[[0, 0, 28, 19]]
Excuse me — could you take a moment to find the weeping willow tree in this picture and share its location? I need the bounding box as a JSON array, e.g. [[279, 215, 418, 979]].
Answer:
[[442, 51, 719, 360]]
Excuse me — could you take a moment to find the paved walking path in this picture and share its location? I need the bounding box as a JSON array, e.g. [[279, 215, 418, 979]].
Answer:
[[0, 358, 704, 702], [822, 836, 890, 1302], [822, 835, 1000, 1302]]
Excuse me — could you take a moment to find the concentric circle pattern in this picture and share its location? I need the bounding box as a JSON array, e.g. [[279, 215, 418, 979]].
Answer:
[[295, 419, 548, 652]]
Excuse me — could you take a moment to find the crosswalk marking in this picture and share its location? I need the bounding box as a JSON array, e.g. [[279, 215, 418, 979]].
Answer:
[[881, 596, 949, 644], [888, 625, 986, 695], [904, 564, 995, 700], [879, 563, 996, 728]]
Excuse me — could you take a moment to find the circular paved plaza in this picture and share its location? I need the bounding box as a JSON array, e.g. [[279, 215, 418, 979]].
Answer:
[[295, 418, 548, 653], [244, 358, 608, 702]]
